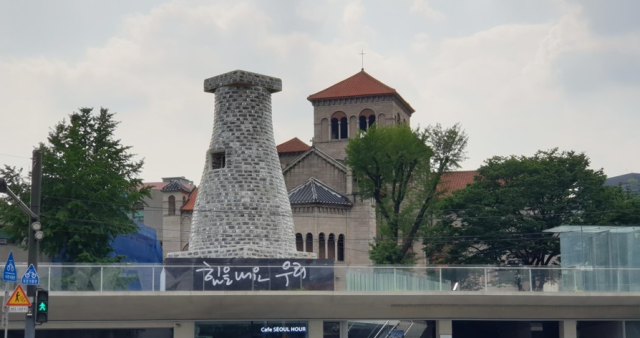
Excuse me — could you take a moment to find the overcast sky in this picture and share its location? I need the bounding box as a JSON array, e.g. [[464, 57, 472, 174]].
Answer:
[[1, 0, 639, 185]]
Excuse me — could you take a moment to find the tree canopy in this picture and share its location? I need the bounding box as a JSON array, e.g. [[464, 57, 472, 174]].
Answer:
[[424, 149, 614, 268], [345, 123, 468, 264], [0, 107, 150, 262]]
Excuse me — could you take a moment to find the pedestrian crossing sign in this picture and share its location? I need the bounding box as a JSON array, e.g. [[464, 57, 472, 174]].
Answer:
[[6, 285, 31, 307]]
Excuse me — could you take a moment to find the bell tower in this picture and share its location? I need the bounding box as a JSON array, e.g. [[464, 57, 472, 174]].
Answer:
[[307, 70, 415, 160]]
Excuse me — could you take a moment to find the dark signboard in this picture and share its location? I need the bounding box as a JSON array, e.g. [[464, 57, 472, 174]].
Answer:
[[164, 258, 334, 291]]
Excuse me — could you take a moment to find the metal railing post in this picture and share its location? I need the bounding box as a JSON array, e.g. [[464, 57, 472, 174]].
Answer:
[[393, 268, 397, 290], [439, 268, 442, 291], [152, 265, 155, 292], [100, 266, 104, 292], [529, 268, 533, 292], [484, 268, 488, 291]]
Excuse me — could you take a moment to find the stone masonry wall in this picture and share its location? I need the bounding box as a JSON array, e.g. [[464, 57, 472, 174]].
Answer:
[[283, 153, 347, 195], [312, 97, 412, 160], [167, 70, 310, 259]]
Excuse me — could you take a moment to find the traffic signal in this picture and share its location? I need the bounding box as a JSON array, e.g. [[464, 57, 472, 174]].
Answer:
[[34, 288, 48, 324]]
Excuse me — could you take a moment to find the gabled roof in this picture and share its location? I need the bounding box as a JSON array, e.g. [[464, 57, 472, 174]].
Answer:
[[282, 146, 347, 175], [277, 137, 311, 154], [307, 70, 415, 113], [161, 181, 192, 193], [143, 182, 170, 190], [289, 178, 352, 206], [181, 187, 198, 212], [438, 170, 477, 195]]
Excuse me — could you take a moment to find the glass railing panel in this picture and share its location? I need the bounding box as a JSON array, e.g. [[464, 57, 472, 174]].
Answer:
[[439, 267, 486, 291], [101, 265, 155, 291], [5, 264, 640, 293], [47, 265, 103, 291], [486, 268, 530, 292]]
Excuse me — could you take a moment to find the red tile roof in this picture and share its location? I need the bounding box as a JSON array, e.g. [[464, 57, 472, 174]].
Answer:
[[307, 70, 415, 113], [277, 137, 311, 154], [181, 187, 198, 211], [438, 170, 477, 195]]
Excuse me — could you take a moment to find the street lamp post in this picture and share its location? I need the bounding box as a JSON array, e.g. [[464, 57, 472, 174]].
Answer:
[[0, 149, 42, 338]]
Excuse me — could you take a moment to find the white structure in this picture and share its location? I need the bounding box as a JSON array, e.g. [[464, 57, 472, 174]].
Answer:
[[168, 70, 309, 259]]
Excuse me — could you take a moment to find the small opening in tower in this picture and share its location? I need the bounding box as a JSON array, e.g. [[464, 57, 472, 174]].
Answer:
[[211, 151, 226, 170]]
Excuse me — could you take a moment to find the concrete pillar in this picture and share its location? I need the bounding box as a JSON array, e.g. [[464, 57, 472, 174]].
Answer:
[[173, 321, 194, 338], [436, 320, 452, 338], [308, 320, 323, 338], [560, 320, 577, 338]]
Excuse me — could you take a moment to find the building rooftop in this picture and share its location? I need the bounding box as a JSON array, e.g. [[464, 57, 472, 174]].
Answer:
[[182, 187, 198, 212], [439, 170, 477, 195], [161, 181, 192, 193], [288, 177, 352, 206], [277, 137, 311, 154], [307, 70, 415, 113]]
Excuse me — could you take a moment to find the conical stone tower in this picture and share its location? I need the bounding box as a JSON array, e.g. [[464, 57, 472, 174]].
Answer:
[[167, 70, 310, 259]]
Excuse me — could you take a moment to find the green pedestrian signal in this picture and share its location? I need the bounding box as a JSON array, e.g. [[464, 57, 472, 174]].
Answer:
[[35, 288, 49, 324]]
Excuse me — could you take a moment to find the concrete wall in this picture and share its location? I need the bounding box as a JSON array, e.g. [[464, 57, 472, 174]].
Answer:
[[292, 198, 375, 265], [279, 152, 305, 169], [283, 152, 347, 194], [161, 191, 189, 258], [143, 189, 164, 238]]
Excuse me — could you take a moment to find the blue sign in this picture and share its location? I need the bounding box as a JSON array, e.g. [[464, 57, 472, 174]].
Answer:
[[21, 264, 39, 285], [3, 251, 17, 282]]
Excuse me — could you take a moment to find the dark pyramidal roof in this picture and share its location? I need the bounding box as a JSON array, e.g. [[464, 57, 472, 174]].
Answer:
[[288, 178, 352, 206], [161, 181, 192, 193]]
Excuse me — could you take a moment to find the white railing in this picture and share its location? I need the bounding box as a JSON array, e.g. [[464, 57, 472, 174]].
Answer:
[[1, 264, 638, 293]]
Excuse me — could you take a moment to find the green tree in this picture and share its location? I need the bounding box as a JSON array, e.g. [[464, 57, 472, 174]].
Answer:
[[600, 186, 640, 225], [345, 123, 468, 264], [1, 107, 150, 262], [0, 166, 31, 243], [424, 149, 610, 271]]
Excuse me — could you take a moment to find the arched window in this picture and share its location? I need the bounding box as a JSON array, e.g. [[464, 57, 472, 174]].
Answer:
[[168, 196, 176, 215], [377, 114, 385, 127], [182, 196, 187, 206], [340, 117, 348, 139], [338, 234, 345, 261], [328, 233, 336, 260], [331, 112, 347, 140], [331, 118, 339, 139], [319, 233, 326, 259], [306, 233, 313, 253], [359, 116, 367, 131], [359, 109, 376, 131], [321, 118, 329, 141], [296, 233, 303, 252]]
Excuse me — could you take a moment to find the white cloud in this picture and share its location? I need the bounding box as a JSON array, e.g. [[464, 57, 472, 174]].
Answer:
[[410, 0, 445, 22], [1, 0, 638, 184]]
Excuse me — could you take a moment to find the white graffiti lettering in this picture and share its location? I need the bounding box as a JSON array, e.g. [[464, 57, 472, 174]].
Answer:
[[196, 261, 308, 288]]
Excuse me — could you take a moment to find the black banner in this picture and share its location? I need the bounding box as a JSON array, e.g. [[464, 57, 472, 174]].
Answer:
[[163, 258, 334, 291]]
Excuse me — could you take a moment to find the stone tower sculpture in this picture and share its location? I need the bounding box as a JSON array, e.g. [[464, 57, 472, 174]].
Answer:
[[167, 70, 310, 259]]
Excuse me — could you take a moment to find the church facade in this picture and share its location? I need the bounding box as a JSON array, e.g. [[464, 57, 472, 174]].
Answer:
[[145, 69, 475, 265], [277, 70, 417, 265]]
